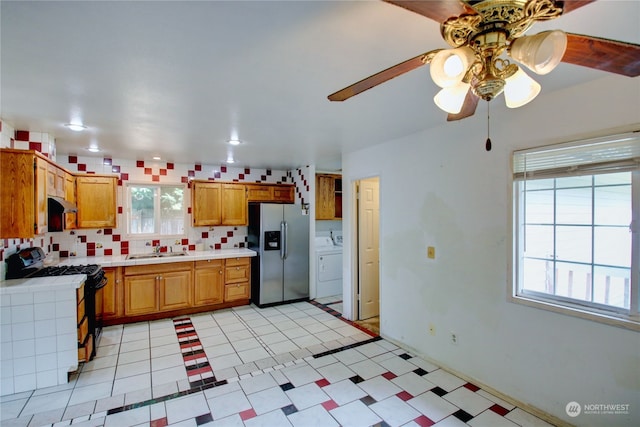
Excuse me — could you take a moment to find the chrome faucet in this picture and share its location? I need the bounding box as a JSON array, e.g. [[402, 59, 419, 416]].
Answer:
[[154, 245, 161, 254]]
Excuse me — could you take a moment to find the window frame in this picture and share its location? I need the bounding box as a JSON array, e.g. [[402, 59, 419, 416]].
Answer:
[[125, 182, 188, 239], [509, 132, 640, 331]]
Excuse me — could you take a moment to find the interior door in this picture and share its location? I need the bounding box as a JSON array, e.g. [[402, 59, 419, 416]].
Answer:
[[358, 177, 380, 320]]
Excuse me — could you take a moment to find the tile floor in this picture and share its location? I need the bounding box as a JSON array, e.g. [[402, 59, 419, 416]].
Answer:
[[0, 297, 554, 427]]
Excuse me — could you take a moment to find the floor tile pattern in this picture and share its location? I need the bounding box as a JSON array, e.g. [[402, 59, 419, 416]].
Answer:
[[0, 299, 555, 427]]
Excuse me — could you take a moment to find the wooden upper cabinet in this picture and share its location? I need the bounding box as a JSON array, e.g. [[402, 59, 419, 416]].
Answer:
[[64, 172, 76, 230], [34, 157, 48, 234], [221, 184, 247, 225], [47, 164, 66, 197], [192, 181, 222, 226], [0, 150, 37, 238], [316, 174, 342, 220], [246, 184, 295, 203], [192, 181, 247, 226], [76, 175, 117, 228]]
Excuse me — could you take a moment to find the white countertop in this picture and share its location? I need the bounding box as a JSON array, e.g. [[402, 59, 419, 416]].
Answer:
[[0, 249, 256, 293], [0, 274, 85, 295], [56, 248, 256, 268]]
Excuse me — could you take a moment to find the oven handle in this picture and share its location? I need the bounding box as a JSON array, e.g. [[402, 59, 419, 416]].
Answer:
[[93, 275, 108, 290]]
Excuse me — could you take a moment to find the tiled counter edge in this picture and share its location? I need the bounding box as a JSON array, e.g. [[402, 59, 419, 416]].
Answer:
[[0, 275, 85, 396]]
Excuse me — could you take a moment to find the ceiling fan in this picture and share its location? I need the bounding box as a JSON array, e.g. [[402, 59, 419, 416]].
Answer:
[[328, 0, 640, 122]]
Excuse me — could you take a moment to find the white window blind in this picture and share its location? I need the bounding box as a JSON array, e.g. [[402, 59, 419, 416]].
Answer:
[[513, 132, 640, 179]]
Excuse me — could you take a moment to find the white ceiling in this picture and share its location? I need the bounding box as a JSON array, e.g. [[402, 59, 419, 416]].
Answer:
[[2, 1, 638, 172]]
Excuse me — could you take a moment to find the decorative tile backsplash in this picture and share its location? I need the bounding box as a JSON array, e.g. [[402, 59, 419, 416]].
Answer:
[[0, 126, 312, 278]]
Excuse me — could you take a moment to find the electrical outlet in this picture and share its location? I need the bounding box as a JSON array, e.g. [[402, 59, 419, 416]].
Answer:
[[450, 332, 458, 345], [427, 246, 436, 259], [428, 323, 436, 336]]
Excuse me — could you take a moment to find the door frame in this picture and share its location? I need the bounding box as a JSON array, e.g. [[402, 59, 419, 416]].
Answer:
[[350, 175, 381, 321]]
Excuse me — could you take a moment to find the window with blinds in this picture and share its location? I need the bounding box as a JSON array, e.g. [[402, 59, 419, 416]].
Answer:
[[512, 132, 640, 327]]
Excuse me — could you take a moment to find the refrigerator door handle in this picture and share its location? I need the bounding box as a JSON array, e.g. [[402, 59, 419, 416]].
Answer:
[[280, 221, 287, 260]]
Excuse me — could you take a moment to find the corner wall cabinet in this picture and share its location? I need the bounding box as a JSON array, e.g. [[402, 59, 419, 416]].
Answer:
[[0, 149, 118, 238], [316, 174, 342, 220]]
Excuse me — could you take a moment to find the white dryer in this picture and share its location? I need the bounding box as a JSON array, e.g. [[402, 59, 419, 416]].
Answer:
[[315, 236, 343, 298]]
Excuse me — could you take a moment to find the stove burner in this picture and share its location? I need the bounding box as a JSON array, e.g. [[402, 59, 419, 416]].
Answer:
[[30, 264, 102, 277]]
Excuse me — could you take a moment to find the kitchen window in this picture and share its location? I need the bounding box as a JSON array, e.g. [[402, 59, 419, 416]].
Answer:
[[126, 184, 185, 236], [511, 132, 640, 329]]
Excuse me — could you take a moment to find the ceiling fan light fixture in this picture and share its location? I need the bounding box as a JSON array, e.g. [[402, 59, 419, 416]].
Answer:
[[434, 82, 470, 114], [430, 46, 475, 88], [509, 30, 567, 75], [504, 67, 541, 108]]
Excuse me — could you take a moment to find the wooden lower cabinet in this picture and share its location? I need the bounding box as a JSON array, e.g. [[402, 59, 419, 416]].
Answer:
[[76, 283, 93, 363], [115, 258, 248, 322], [159, 270, 193, 311], [124, 262, 192, 316], [102, 267, 123, 320], [224, 257, 251, 301], [194, 259, 224, 305]]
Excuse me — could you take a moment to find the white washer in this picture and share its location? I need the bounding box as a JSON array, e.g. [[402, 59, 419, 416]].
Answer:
[[315, 236, 343, 298]]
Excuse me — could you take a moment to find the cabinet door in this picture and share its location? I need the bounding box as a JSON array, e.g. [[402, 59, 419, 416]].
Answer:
[[76, 176, 117, 228], [103, 267, 123, 319], [221, 184, 247, 225], [124, 274, 158, 316], [224, 282, 250, 301], [47, 164, 57, 195], [246, 185, 273, 202], [35, 157, 48, 234], [194, 260, 224, 305], [0, 151, 35, 238], [159, 270, 192, 311], [64, 172, 76, 229], [273, 185, 295, 203], [192, 182, 222, 226], [315, 175, 335, 220]]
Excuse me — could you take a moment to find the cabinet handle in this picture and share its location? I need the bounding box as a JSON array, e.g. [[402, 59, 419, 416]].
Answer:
[[236, 267, 240, 270], [219, 270, 223, 274], [207, 259, 211, 263]]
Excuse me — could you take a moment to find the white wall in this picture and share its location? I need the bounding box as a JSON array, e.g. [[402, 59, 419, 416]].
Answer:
[[342, 75, 640, 426]]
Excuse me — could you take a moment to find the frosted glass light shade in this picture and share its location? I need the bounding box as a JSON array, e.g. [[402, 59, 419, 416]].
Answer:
[[434, 82, 470, 114], [504, 67, 541, 108], [510, 30, 567, 75], [430, 47, 475, 88]]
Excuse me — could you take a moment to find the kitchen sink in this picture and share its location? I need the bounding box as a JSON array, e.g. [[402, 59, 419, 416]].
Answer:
[[127, 252, 189, 260]]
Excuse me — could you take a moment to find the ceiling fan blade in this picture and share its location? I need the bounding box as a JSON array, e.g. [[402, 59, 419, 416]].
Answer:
[[558, 0, 596, 15], [447, 88, 479, 121], [383, 0, 471, 23], [563, 33, 640, 77], [328, 51, 438, 102]]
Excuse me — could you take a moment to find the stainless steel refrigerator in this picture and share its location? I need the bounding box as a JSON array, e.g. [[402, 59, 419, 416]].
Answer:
[[248, 203, 310, 307]]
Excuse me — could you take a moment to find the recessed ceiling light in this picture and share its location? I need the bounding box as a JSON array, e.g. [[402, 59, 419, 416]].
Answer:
[[86, 147, 100, 153], [228, 139, 241, 146], [152, 156, 161, 160], [65, 123, 87, 132]]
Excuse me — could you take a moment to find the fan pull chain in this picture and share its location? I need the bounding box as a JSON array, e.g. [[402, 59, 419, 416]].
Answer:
[[485, 101, 492, 151]]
